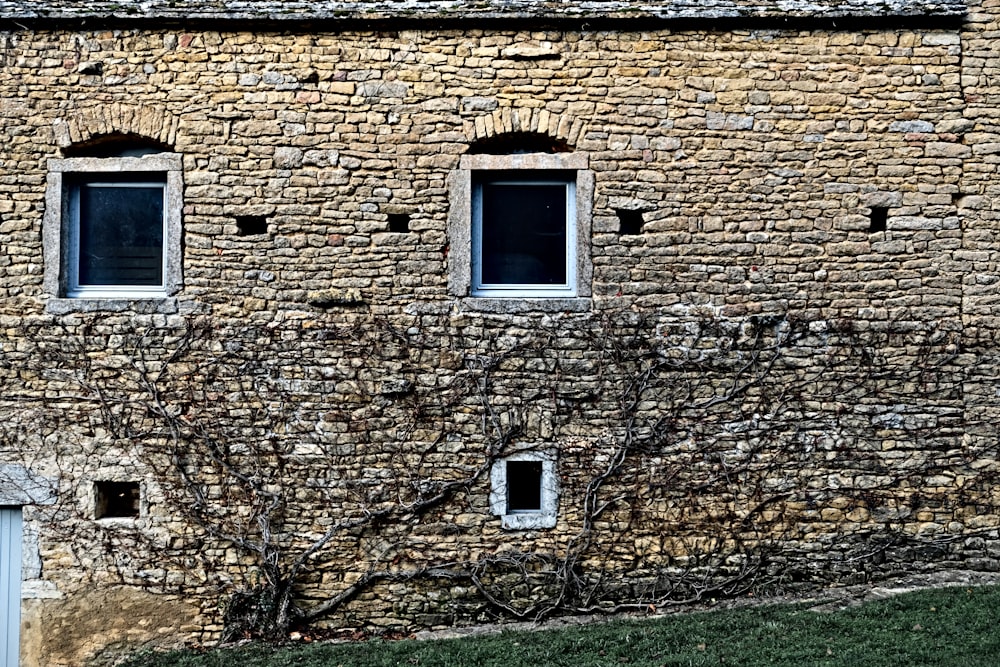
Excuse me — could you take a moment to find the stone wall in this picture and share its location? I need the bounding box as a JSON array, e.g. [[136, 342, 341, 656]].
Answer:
[[2, 7, 1000, 666], [0, 26, 972, 316]]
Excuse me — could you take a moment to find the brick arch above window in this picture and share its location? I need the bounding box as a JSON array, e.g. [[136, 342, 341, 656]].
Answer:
[[52, 103, 179, 150], [467, 131, 573, 155], [463, 107, 587, 149], [62, 132, 173, 158]]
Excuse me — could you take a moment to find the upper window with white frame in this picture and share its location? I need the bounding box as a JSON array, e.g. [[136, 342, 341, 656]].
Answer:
[[66, 174, 167, 297], [472, 171, 576, 298], [44, 149, 183, 308], [449, 152, 593, 311]]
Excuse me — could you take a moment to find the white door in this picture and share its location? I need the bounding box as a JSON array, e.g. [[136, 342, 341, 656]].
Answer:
[[0, 508, 21, 667]]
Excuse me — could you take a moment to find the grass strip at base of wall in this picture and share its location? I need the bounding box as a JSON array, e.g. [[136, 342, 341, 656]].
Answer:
[[119, 585, 1000, 667]]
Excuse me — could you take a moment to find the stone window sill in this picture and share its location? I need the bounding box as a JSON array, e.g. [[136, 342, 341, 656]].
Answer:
[[46, 297, 179, 315], [460, 297, 591, 314], [500, 512, 558, 530]]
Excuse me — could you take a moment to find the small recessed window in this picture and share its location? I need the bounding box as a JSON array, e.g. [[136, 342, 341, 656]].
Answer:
[[236, 215, 269, 236], [616, 209, 645, 236], [869, 207, 888, 233], [387, 213, 411, 233], [490, 451, 558, 530], [95, 481, 140, 519]]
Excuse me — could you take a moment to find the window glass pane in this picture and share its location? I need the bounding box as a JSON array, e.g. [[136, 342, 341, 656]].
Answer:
[[506, 460, 543, 512], [79, 184, 164, 286], [481, 183, 566, 285]]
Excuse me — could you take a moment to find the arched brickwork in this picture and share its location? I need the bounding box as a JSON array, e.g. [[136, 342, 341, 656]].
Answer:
[[52, 103, 179, 150], [464, 107, 586, 149]]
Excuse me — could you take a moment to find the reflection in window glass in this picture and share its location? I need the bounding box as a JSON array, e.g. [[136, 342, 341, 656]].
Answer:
[[78, 183, 164, 287], [480, 183, 567, 286]]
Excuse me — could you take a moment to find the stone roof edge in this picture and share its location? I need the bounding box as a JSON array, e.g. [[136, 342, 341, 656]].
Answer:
[[0, 14, 968, 34], [0, 0, 968, 24]]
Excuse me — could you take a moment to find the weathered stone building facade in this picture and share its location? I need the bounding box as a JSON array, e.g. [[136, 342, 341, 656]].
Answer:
[[3, 0, 1000, 663]]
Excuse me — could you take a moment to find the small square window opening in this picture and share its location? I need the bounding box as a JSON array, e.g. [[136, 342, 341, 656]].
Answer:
[[489, 450, 558, 530], [616, 209, 645, 235], [236, 215, 269, 236], [95, 481, 140, 519]]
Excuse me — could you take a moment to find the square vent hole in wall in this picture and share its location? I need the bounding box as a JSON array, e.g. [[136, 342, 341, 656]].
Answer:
[[95, 481, 140, 519], [869, 207, 888, 233], [490, 451, 558, 530], [236, 215, 269, 236], [616, 209, 646, 236], [387, 213, 411, 233]]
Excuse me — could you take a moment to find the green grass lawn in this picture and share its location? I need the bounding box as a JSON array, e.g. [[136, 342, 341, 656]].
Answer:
[[121, 586, 1000, 667]]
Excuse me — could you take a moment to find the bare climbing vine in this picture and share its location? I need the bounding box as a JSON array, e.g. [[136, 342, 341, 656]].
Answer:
[[0, 310, 995, 641]]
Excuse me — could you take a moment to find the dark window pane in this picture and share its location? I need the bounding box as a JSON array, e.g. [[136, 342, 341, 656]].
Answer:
[[506, 460, 543, 512], [481, 183, 566, 285], [79, 184, 164, 286]]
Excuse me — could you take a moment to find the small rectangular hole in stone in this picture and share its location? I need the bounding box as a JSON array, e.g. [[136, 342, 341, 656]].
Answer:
[[506, 460, 543, 513], [387, 213, 411, 233], [616, 209, 645, 235], [236, 215, 268, 236], [869, 207, 888, 233], [96, 481, 140, 519]]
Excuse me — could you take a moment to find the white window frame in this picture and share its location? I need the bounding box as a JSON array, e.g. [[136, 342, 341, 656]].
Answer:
[[66, 179, 169, 299], [448, 153, 593, 312], [43, 153, 183, 310], [471, 175, 577, 298], [489, 449, 558, 530]]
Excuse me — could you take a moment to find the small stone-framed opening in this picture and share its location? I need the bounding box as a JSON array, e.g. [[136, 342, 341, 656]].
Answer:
[[506, 460, 543, 512], [387, 213, 411, 233], [236, 215, 269, 236], [616, 209, 646, 235], [869, 207, 888, 233], [489, 449, 558, 529], [95, 481, 140, 519]]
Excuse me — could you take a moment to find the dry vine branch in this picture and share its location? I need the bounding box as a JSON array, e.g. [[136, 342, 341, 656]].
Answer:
[[0, 311, 994, 640]]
